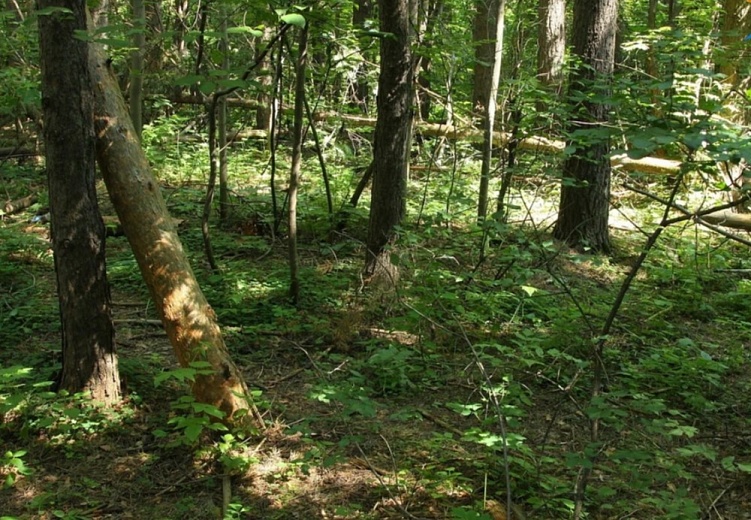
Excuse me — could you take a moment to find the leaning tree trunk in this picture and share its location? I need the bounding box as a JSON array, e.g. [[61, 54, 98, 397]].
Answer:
[[364, 0, 413, 283], [553, 0, 619, 253], [86, 37, 262, 428], [39, 0, 120, 405]]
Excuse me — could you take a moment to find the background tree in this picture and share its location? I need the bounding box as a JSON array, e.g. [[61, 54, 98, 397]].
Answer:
[[472, 0, 501, 116], [553, 0, 619, 252], [39, 0, 120, 404], [477, 0, 506, 220], [289, 22, 309, 303], [537, 0, 565, 104], [129, 0, 146, 139], [364, 0, 414, 281]]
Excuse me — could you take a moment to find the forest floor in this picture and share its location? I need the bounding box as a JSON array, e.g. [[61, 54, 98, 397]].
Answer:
[[2, 161, 751, 520]]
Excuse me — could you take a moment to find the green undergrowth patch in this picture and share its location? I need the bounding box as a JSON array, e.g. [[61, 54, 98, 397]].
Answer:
[[2, 154, 751, 519]]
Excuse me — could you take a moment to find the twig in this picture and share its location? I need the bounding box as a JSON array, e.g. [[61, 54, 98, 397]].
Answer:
[[222, 474, 231, 518], [354, 441, 426, 520]]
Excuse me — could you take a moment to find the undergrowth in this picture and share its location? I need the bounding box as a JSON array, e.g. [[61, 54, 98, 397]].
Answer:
[[1, 137, 751, 519]]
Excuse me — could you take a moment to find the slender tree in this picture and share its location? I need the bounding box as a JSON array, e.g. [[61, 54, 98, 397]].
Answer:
[[39, 0, 120, 404], [129, 0, 145, 139], [289, 23, 308, 303], [472, 0, 501, 116], [477, 0, 506, 221], [364, 0, 413, 281], [352, 0, 374, 111], [553, 0, 619, 252]]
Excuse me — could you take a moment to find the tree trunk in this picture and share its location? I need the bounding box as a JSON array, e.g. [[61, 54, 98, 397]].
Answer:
[[218, 12, 229, 223], [87, 36, 261, 428], [477, 0, 506, 221], [39, 0, 120, 405], [472, 0, 500, 116], [364, 0, 413, 282], [717, 0, 751, 210], [537, 0, 565, 97], [255, 27, 275, 130], [553, 0, 619, 253], [352, 0, 374, 112], [129, 0, 145, 139], [289, 24, 308, 304]]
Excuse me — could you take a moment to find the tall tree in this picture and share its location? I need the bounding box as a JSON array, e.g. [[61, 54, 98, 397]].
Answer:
[[472, 0, 501, 116], [352, 0, 374, 111], [537, 0, 565, 98], [289, 22, 309, 303], [364, 0, 413, 281], [39, 0, 120, 404], [477, 0, 506, 220], [553, 0, 619, 252], [129, 0, 146, 139]]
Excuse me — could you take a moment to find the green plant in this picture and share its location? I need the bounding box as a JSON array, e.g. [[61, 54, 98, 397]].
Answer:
[[1, 449, 30, 488], [153, 362, 229, 446]]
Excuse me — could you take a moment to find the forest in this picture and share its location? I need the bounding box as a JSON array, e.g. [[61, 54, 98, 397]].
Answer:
[[1, 0, 751, 517]]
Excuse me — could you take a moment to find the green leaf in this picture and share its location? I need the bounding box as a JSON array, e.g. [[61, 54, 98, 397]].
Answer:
[[737, 462, 751, 473], [281, 13, 306, 27], [227, 26, 263, 37], [174, 75, 203, 87], [184, 422, 203, 442]]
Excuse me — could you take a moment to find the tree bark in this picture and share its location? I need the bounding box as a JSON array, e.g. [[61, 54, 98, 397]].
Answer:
[[537, 0, 565, 97], [472, 0, 500, 116], [352, 0, 374, 112], [87, 36, 261, 428], [477, 0, 506, 221], [129, 0, 145, 139], [553, 0, 619, 253], [364, 0, 413, 282], [289, 24, 308, 304], [39, 0, 120, 405]]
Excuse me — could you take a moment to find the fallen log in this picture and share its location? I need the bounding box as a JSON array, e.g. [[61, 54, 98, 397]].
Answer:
[[699, 209, 751, 231], [0, 146, 40, 159], [3, 194, 38, 215], [312, 112, 683, 176]]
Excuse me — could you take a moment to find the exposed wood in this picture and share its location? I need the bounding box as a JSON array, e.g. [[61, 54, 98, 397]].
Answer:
[[3, 194, 37, 215], [87, 34, 262, 428], [168, 93, 262, 110], [699, 209, 751, 231]]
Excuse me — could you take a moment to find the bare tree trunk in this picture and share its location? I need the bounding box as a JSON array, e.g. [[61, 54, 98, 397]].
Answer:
[[255, 27, 275, 130], [39, 0, 120, 405], [553, 0, 619, 253], [87, 38, 261, 428], [364, 0, 413, 283], [218, 12, 229, 223], [472, 0, 500, 116], [537, 0, 565, 104], [129, 0, 145, 139], [352, 0, 374, 112], [289, 24, 308, 304], [477, 0, 506, 221]]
